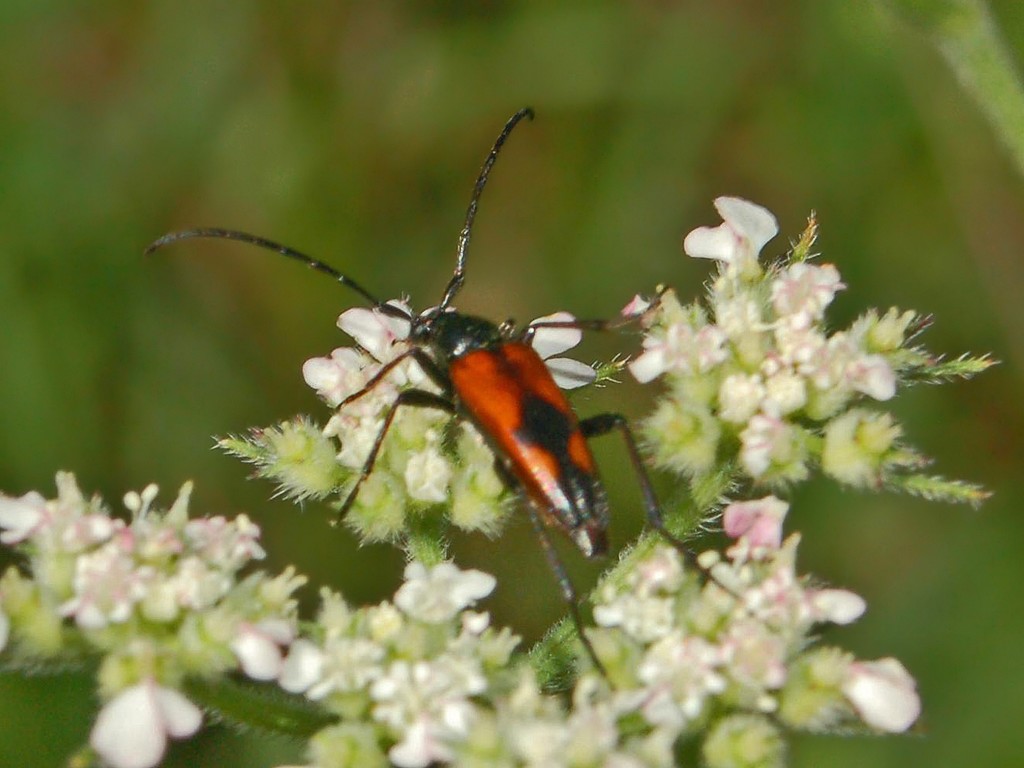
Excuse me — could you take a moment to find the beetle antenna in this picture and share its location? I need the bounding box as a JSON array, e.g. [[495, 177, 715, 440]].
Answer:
[[145, 228, 410, 318], [439, 107, 535, 311]]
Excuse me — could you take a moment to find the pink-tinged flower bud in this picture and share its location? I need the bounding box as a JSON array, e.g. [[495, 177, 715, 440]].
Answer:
[[722, 496, 789, 551]]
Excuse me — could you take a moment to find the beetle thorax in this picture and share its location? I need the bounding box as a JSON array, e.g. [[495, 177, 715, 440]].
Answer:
[[418, 311, 505, 362]]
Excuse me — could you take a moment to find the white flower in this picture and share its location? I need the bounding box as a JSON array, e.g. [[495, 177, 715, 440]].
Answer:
[[529, 311, 597, 389], [60, 537, 151, 629], [394, 562, 496, 623], [593, 592, 676, 644], [371, 657, 486, 768], [846, 353, 897, 401], [302, 347, 371, 407], [631, 545, 685, 595], [629, 322, 728, 383], [720, 617, 788, 693], [232, 618, 296, 680], [165, 556, 232, 612], [0, 490, 48, 544], [714, 295, 764, 339], [718, 374, 766, 424], [722, 496, 788, 552], [761, 369, 807, 417], [842, 658, 921, 732], [404, 439, 453, 503], [90, 679, 202, 768], [637, 634, 727, 729], [278, 639, 325, 694], [683, 197, 778, 266], [280, 635, 385, 698], [771, 263, 845, 328], [338, 301, 413, 362], [775, 324, 828, 373], [808, 589, 866, 625], [183, 514, 265, 570], [594, 548, 686, 642], [61, 513, 121, 552], [739, 415, 789, 478]]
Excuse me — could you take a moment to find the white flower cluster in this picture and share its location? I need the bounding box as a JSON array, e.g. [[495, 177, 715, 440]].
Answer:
[[0, 473, 306, 768], [631, 197, 919, 489], [275, 559, 690, 768], [296, 300, 595, 541], [277, 561, 516, 768], [590, 496, 920, 761], [273, 504, 919, 768]]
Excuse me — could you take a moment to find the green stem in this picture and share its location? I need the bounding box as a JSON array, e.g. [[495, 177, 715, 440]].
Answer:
[[403, 511, 450, 565], [885, 0, 1024, 176]]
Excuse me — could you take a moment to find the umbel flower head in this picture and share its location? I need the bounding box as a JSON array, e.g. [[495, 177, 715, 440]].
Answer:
[[631, 197, 992, 505], [0, 474, 305, 768], [0, 192, 992, 768]]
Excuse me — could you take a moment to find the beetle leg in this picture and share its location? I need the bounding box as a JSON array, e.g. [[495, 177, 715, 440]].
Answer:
[[579, 413, 716, 579], [339, 348, 451, 410], [336, 388, 456, 521], [523, 500, 608, 677], [521, 286, 669, 341], [488, 461, 606, 675]]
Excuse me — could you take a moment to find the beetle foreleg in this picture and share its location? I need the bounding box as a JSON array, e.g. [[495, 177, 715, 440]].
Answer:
[[520, 286, 669, 342], [338, 348, 451, 410]]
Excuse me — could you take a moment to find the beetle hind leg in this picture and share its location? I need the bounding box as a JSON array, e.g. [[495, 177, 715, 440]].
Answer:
[[524, 502, 608, 677], [579, 413, 724, 582]]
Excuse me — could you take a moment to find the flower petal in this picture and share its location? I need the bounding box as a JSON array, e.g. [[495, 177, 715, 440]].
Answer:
[[279, 639, 325, 694], [0, 490, 47, 544], [529, 312, 582, 359], [338, 304, 412, 361], [722, 496, 788, 550], [627, 347, 668, 384], [90, 683, 168, 768], [810, 589, 866, 625], [714, 197, 779, 254], [232, 625, 285, 681], [621, 294, 652, 317], [843, 658, 920, 732], [154, 685, 203, 738], [545, 357, 596, 390], [848, 354, 896, 401], [683, 224, 741, 262]]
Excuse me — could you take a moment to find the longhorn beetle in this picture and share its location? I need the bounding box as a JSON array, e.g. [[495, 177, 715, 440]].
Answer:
[[147, 108, 695, 672]]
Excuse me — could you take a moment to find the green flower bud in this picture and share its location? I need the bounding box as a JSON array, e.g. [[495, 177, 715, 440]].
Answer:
[[644, 397, 721, 476], [703, 714, 785, 768], [778, 646, 852, 730], [822, 409, 901, 487], [309, 723, 389, 768]]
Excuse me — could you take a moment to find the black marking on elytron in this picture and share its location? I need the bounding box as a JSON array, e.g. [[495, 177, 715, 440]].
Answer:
[[515, 395, 610, 543]]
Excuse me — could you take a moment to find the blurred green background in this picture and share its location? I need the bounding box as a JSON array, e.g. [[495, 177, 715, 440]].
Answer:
[[1, 2, 1022, 766]]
